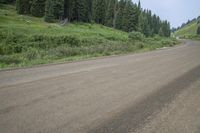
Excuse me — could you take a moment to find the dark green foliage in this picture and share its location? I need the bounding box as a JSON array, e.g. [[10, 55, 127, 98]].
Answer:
[[158, 27, 164, 37], [16, 0, 32, 14], [115, 0, 126, 30], [122, 0, 134, 32], [197, 26, 200, 35], [128, 31, 144, 41], [71, 0, 87, 22], [85, 0, 93, 22], [44, 0, 55, 22], [105, 0, 117, 27], [0, 55, 21, 64], [92, 0, 106, 24], [53, 0, 64, 19], [0, 0, 15, 4], [30, 0, 46, 17]]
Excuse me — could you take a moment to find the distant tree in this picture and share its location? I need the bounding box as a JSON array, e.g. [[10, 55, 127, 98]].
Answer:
[[115, 0, 126, 30], [121, 0, 133, 32], [30, 0, 46, 17], [63, 0, 70, 20], [53, 0, 63, 19], [92, 0, 106, 24], [44, 0, 55, 22], [105, 0, 117, 27], [16, 0, 32, 14], [71, 0, 87, 22], [158, 27, 164, 37], [197, 26, 200, 35], [162, 21, 171, 37], [85, 0, 93, 22]]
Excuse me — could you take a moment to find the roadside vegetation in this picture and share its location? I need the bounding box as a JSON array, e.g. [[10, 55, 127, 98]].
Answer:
[[0, 3, 178, 69]]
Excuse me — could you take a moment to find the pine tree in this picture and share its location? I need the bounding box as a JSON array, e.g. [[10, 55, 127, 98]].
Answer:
[[63, 0, 70, 20], [30, 0, 46, 17], [44, 0, 55, 22], [121, 0, 133, 32], [158, 27, 164, 37], [85, 0, 93, 22], [161, 21, 171, 37], [105, 0, 116, 27], [92, 0, 106, 24], [197, 25, 200, 35], [115, 0, 125, 30], [16, 0, 32, 14], [53, 0, 64, 20], [131, 4, 140, 31]]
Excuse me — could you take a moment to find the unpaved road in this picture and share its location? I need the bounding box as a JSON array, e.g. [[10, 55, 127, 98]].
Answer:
[[0, 41, 200, 133]]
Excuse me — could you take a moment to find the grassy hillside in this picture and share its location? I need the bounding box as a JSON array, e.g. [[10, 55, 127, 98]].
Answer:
[[0, 4, 177, 69], [174, 18, 200, 39]]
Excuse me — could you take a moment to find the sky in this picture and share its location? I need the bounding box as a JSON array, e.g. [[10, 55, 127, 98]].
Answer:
[[132, 0, 200, 28]]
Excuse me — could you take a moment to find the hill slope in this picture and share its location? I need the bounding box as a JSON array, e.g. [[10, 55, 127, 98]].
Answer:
[[174, 18, 200, 39], [0, 4, 177, 69]]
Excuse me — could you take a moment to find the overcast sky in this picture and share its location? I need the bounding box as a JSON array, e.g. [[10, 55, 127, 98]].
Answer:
[[132, 0, 200, 28]]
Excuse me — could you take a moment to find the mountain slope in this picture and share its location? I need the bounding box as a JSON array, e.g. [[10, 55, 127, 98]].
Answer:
[[174, 17, 200, 38]]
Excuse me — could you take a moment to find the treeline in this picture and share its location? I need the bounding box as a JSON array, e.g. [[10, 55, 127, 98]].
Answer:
[[1, 0, 171, 37]]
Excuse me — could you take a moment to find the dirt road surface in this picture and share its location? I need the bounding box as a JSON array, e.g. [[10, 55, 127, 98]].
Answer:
[[0, 41, 200, 133]]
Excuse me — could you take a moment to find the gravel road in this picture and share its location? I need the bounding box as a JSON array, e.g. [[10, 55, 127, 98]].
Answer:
[[0, 40, 200, 133]]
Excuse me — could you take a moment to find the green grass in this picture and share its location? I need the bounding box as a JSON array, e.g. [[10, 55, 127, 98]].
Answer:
[[0, 4, 178, 69], [174, 18, 200, 40]]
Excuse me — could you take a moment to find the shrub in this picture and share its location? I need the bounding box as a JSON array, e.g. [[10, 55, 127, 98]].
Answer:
[[54, 47, 80, 57], [128, 31, 144, 41], [25, 48, 40, 60], [153, 35, 161, 41], [0, 55, 21, 64], [135, 42, 144, 49], [197, 26, 200, 35]]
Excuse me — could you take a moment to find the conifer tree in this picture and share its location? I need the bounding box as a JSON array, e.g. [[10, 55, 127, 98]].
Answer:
[[30, 0, 46, 17], [92, 0, 106, 24], [197, 25, 200, 35], [85, 0, 93, 22], [158, 27, 164, 37], [16, 0, 32, 14], [44, 0, 55, 22], [105, 0, 116, 27], [53, 0, 64, 19], [115, 0, 126, 30], [70, 0, 87, 22], [63, 0, 70, 20], [121, 0, 133, 32]]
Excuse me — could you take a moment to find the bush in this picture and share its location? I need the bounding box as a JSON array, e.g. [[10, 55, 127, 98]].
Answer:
[[128, 31, 144, 41], [135, 42, 144, 49], [0, 55, 21, 64], [54, 47, 80, 57], [25, 48, 40, 60], [197, 26, 200, 35]]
